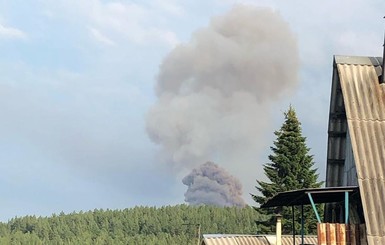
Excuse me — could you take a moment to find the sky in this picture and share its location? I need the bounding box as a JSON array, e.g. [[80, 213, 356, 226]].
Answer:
[[0, 0, 384, 221]]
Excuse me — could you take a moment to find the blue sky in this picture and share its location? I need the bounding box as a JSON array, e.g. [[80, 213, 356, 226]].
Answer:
[[0, 0, 384, 221]]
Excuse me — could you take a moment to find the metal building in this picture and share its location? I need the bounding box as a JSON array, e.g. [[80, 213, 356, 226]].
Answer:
[[202, 55, 385, 245], [325, 55, 385, 244]]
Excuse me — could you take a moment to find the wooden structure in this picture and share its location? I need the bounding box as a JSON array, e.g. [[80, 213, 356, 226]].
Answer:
[[261, 186, 365, 245], [317, 223, 367, 245]]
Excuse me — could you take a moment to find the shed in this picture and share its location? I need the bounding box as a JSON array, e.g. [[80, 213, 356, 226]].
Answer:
[[325, 55, 385, 244]]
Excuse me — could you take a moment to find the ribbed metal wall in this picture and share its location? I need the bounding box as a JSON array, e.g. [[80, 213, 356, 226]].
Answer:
[[281, 235, 318, 245], [201, 235, 270, 245], [325, 55, 385, 245], [201, 235, 317, 245], [325, 60, 349, 223], [326, 65, 348, 188], [343, 129, 358, 186]]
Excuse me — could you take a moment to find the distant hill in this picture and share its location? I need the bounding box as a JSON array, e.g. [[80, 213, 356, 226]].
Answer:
[[0, 204, 268, 244]]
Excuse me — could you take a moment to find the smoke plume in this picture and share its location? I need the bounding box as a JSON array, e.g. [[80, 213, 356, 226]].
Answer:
[[146, 5, 299, 202], [182, 162, 245, 207]]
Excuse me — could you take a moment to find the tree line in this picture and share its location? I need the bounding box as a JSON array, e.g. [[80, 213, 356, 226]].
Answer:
[[0, 205, 269, 244], [0, 106, 323, 244]]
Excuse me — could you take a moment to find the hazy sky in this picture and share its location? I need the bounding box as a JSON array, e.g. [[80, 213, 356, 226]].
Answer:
[[0, 0, 384, 221]]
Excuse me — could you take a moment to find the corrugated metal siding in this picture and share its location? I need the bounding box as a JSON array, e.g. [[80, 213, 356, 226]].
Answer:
[[202, 235, 269, 245], [326, 55, 385, 245], [325, 63, 349, 222], [281, 235, 318, 244], [343, 129, 358, 186], [326, 66, 348, 188], [234, 236, 269, 245], [201, 235, 317, 245]]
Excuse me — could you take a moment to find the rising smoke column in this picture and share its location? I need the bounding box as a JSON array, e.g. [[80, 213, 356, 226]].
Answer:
[[182, 162, 245, 207], [146, 5, 299, 202]]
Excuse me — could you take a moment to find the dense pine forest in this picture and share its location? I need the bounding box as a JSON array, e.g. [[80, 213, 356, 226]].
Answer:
[[0, 205, 269, 244]]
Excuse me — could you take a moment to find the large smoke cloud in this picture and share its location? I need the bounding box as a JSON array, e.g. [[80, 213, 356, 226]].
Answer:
[[182, 162, 245, 207], [146, 5, 299, 203]]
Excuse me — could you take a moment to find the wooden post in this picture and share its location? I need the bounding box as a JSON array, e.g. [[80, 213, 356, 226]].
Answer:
[[350, 224, 357, 245], [336, 223, 346, 245], [317, 223, 326, 245], [276, 214, 282, 245], [327, 223, 337, 245]]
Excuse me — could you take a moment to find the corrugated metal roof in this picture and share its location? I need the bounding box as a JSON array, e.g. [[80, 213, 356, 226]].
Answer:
[[201, 234, 317, 245], [326, 55, 385, 244], [281, 235, 318, 245], [201, 234, 270, 245], [260, 186, 358, 208], [334, 56, 382, 66]]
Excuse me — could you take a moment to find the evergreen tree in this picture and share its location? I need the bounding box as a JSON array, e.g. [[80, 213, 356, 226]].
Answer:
[[0, 205, 268, 244], [251, 106, 323, 234]]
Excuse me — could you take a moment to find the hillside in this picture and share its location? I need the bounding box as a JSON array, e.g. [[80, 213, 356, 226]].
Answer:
[[0, 205, 268, 244]]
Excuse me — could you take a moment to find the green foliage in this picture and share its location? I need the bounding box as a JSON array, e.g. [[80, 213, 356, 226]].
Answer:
[[0, 205, 268, 244], [251, 106, 323, 234]]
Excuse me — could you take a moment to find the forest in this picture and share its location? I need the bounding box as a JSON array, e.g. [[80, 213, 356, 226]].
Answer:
[[0, 106, 321, 244], [0, 205, 269, 244]]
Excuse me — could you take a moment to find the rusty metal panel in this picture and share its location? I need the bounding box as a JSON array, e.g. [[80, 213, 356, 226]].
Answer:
[[337, 224, 346, 244], [317, 223, 366, 245], [318, 223, 327, 245], [327, 223, 337, 245]]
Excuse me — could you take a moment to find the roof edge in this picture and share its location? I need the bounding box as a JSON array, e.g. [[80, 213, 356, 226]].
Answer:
[[334, 55, 383, 66]]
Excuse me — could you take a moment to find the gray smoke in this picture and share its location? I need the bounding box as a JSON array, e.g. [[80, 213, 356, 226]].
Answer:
[[146, 5, 299, 201], [182, 162, 245, 207]]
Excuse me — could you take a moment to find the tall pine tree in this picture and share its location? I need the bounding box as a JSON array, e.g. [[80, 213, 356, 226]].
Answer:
[[251, 106, 323, 234]]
